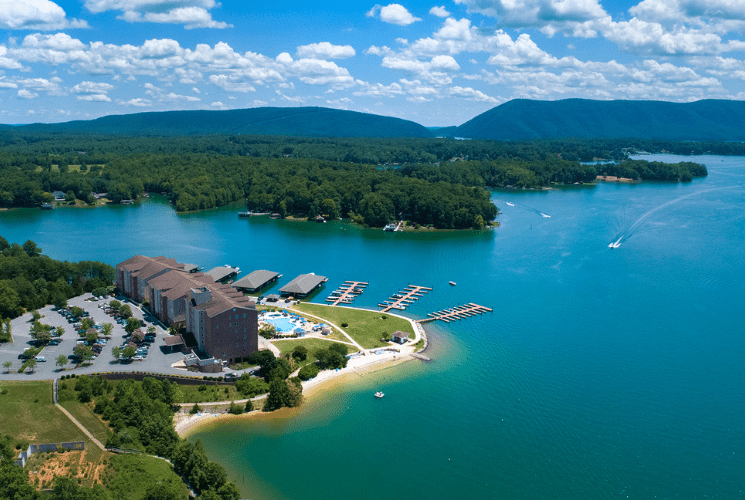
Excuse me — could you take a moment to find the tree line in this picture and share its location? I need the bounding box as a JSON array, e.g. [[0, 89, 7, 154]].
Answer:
[[0, 237, 114, 320]]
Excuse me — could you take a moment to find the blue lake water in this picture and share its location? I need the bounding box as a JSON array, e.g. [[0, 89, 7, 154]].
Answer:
[[1, 154, 744, 499]]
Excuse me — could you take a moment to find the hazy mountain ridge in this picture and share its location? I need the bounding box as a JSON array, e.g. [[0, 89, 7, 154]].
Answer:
[[6, 99, 745, 141], [12, 107, 434, 139], [444, 99, 745, 141]]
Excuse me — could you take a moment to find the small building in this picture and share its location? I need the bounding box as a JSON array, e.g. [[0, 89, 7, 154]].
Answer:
[[52, 191, 65, 201], [279, 273, 328, 298], [232, 270, 281, 293], [204, 265, 240, 283], [163, 334, 185, 353], [264, 294, 281, 302], [391, 331, 410, 344]]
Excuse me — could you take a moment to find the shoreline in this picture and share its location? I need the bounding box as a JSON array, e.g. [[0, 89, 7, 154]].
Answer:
[[176, 348, 420, 439]]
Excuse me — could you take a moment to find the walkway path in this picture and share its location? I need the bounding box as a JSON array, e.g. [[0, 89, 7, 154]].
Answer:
[[54, 378, 105, 450]]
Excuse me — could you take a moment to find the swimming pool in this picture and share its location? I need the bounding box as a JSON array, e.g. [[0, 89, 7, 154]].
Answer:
[[266, 317, 296, 333]]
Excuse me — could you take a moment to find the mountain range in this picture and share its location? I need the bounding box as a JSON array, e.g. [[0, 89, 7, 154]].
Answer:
[[7, 99, 745, 141]]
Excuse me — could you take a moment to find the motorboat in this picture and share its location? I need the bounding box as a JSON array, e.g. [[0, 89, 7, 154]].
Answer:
[[374, 392, 385, 398]]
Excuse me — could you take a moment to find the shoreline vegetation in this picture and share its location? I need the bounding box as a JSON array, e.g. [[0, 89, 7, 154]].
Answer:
[[0, 134, 708, 230]]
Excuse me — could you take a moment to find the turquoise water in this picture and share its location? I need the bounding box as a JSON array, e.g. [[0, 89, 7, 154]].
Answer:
[[2, 155, 744, 499], [265, 317, 296, 333]]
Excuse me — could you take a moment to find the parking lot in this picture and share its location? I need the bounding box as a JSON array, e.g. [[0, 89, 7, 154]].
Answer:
[[0, 293, 196, 380]]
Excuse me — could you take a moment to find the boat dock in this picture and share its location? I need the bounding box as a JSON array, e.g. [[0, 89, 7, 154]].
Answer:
[[378, 285, 432, 313], [326, 281, 369, 306], [417, 303, 493, 323]]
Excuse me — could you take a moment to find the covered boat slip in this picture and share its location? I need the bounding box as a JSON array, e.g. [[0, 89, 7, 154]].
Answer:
[[232, 269, 282, 292], [279, 273, 328, 298]]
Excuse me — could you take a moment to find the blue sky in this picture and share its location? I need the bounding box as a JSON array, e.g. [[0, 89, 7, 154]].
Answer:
[[1, 0, 745, 125]]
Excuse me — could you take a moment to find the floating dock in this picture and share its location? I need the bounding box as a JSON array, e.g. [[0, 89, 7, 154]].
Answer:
[[326, 281, 369, 306], [417, 303, 493, 323], [378, 285, 432, 313]]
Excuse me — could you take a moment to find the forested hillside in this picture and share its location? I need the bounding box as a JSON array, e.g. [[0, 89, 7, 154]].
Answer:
[[444, 99, 745, 141], [14, 107, 433, 139], [0, 134, 707, 229]]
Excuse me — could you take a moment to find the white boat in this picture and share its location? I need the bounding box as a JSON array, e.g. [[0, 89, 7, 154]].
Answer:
[[608, 239, 622, 249], [505, 202, 515, 207], [374, 392, 385, 398], [449, 281, 457, 286], [540, 213, 551, 218], [383, 224, 396, 231]]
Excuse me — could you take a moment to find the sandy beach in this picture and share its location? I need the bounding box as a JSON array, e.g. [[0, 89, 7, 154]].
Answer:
[[176, 343, 421, 438]]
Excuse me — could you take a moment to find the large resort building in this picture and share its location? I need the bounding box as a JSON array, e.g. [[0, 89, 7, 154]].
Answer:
[[116, 255, 258, 365]]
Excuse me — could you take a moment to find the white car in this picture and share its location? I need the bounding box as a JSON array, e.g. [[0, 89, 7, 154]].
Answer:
[[35, 356, 46, 362]]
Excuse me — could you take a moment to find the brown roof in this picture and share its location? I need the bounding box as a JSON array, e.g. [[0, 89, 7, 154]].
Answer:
[[193, 283, 255, 317], [164, 335, 185, 346], [391, 331, 410, 339]]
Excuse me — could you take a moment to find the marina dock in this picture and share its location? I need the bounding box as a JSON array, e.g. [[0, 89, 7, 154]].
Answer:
[[378, 285, 432, 313], [417, 303, 493, 323], [326, 281, 369, 306]]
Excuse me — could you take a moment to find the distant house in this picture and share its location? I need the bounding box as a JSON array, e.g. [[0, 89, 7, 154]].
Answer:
[[391, 331, 410, 344], [52, 191, 65, 201]]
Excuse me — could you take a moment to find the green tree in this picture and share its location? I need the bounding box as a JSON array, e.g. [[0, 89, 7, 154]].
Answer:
[[74, 345, 93, 362], [190, 403, 201, 415], [55, 326, 65, 337], [70, 306, 84, 318], [0, 317, 12, 342], [3, 360, 11, 373], [141, 482, 188, 500], [298, 364, 319, 381], [119, 304, 132, 319], [125, 317, 142, 334], [244, 400, 254, 412], [101, 322, 113, 336], [292, 345, 307, 361], [112, 346, 123, 360], [228, 401, 243, 415], [26, 358, 37, 373], [56, 354, 68, 370], [264, 379, 290, 411], [86, 330, 99, 345], [122, 345, 136, 359]]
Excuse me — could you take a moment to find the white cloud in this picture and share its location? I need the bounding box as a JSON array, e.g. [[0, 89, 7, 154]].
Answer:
[[430, 6, 450, 17], [0, 0, 88, 30], [84, 0, 230, 29], [71, 81, 114, 94], [209, 74, 256, 92], [368, 4, 422, 26], [118, 97, 151, 106], [18, 88, 38, 98], [77, 93, 111, 101], [0, 81, 18, 88], [449, 85, 499, 102], [453, 0, 606, 27], [297, 42, 356, 60], [210, 101, 225, 107]]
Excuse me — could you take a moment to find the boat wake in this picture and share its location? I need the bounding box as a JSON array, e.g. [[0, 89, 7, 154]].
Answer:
[[609, 186, 738, 249], [505, 202, 515, 207]]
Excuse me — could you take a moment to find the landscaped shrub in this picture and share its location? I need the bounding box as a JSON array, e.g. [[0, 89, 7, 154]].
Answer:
[[298, 364, 320, 381]]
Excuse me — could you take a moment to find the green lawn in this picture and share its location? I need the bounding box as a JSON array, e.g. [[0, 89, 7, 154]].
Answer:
[[271, 337, 356, 368], [59, 398, 113, 446], [293, 304, 414, 349], [0, 381, 90, 446]]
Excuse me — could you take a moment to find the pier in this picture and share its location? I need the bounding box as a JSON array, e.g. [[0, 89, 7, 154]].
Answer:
[[326, 281, 369, 306], [378, 285, 432, 313], [417, 303, 493, 323]]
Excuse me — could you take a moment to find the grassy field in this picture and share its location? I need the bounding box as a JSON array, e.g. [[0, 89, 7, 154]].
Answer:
[[0, 381, 90, 446], [59, 398, 113, 446], [271, 337, 356, 368], [293, 304, 414, 349]]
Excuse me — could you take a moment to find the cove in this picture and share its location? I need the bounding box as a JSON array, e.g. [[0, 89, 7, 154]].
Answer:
[[2, 154, 744, 499]]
